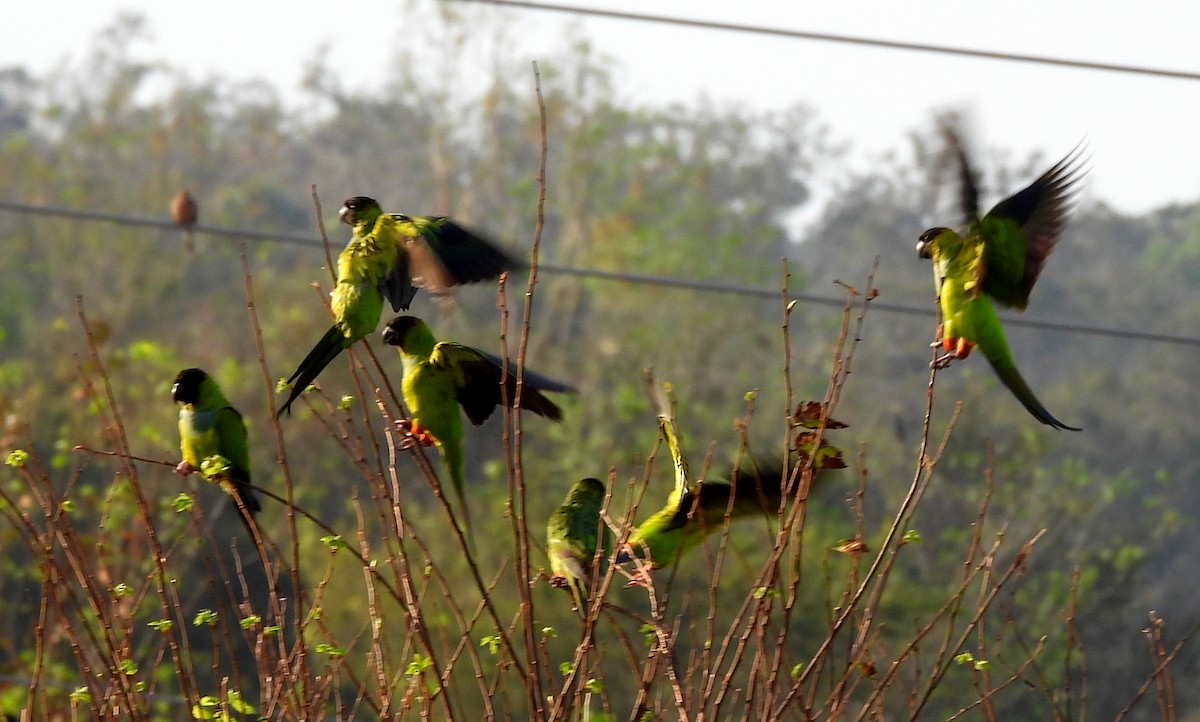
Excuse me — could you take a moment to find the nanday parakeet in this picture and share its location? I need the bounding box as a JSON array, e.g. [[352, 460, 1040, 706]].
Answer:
[[620, 377, 795, 569], [546, 477, 609, 611], [621, 463, 788, 570], [277, 196, 516, 416], [172, 368, 261, 531], [381, 314, 574, 529], [916, 123, 1084, 430]]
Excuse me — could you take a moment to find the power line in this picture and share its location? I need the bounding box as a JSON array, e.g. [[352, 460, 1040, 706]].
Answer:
[[456, 0, 1200, 82], [0, 199, 320, 249], [3, 198, 1199, 348]]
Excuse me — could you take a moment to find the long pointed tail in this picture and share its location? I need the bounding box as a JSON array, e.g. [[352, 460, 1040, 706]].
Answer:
[[981, 347, 1081, 431], [276, 326, 348, 417], [444, 445, 476, 550]]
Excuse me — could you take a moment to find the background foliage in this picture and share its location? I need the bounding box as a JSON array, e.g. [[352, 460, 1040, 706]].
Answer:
[[0, 9, 1197, 720]]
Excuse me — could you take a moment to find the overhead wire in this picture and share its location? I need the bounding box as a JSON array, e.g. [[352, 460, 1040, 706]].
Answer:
[[453, 0, 1200, 81], [2, 198, 1198, 348]]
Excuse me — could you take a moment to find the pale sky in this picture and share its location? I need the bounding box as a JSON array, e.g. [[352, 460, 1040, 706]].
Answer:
[[5, 0, 1200, 219]]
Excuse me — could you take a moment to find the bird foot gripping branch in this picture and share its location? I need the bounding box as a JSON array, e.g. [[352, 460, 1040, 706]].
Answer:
[[932, 340, 972, 369], [929, 325, 973, 368], [393, 418, 436, 449]]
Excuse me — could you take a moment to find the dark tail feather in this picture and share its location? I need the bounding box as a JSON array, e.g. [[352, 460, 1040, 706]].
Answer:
[[983, 353, 1081, 431], [235, 488, 262, 536], [450, 465, 476, 552], [224, 470, 262, 536], [276, 326, 347, 417]]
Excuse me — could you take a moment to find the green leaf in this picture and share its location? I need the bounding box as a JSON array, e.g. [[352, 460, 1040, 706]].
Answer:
[[193, 609, 218, 626], [320, 535, 351, 552], [5, 449, 29, 468], [172, 493, 194, 512], [199, 454, 231, 479], [226, 690, 256, 715], [405, 654, 432, 677]]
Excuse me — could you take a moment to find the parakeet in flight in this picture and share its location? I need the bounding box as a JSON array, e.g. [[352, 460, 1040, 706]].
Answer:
[[916, 122, 1085, 430], [381, 314, 574, 529], [621, 463, 788, 570], [276, 196, 517, 416], [172, 368, 261, 531], [547, 477, 609, 611]]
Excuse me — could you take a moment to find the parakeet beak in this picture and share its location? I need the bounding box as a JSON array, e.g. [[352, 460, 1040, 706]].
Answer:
[[381, 325, 402, 347], [338, 205, 354, 225], [916, 240, 932, 259], [171, 382, 182, 402]]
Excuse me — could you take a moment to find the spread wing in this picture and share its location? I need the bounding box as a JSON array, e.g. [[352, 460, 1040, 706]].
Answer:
[[980, 145, 1086, 310], [380, 249, 419, 312], [390, 214, 518, 298], [429, 342, 573, 425]]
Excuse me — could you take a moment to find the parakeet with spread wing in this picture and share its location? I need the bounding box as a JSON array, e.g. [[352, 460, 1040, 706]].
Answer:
[[381, 315, 574, 530], [172, 368, 261, 532], [276, 196, 516, 416], [547, 477, 609, 611], [621, 463, 788, 569], [916, 121, 1085, 430]]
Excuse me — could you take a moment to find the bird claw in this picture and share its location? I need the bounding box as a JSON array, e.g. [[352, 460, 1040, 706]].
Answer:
[[931, 353, 955, 370], [394, 419, 435, 449], [174, 461, 196, 478]]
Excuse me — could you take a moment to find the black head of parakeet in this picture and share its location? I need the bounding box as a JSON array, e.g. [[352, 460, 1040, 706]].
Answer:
[[172, 368, 208, 405], [338, 196, 381, 225], [916, 227, 949, 259], [381, 315, 425, 350]]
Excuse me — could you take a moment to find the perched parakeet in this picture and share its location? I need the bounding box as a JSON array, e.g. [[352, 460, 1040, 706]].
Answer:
[[916, 123, 1084, 430], [381, 315, 574, 527], [276, 196, 516, 416], [547, 477, 609, 611], [622, 463, 788, 570], [172, 368, 261, 531]]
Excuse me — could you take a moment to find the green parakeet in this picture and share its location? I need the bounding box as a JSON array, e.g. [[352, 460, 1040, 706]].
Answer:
[[546, 477, 609, 610], [620, 463, 787, 569], [276, 196, 516, 416], [172, 368, 261, 531], [916, 124, 1084, 430], [381, 315, 574, 528]]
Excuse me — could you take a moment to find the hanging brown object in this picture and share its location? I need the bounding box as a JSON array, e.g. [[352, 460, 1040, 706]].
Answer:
[[170, 190, 198, 252]]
